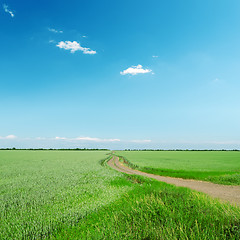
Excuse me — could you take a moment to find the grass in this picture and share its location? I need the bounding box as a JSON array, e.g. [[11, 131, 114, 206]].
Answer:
[[115, 151, 240, 185], [52, 174, 240, 239], [0, 150, 132, 239], [1, 150, 240, 239]]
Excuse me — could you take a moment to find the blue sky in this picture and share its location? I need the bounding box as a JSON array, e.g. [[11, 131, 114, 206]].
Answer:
[[1, 0, 240, 149]]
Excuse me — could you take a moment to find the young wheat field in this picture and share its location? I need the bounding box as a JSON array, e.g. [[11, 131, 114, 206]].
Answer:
[[1, 150, 240, 239], [116, 150, 240, 185], [0, 150, 130, 239]]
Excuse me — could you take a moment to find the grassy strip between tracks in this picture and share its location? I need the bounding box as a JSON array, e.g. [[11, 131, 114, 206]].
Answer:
[[52, 168, 240, 239], [116, 154, 240, 185]]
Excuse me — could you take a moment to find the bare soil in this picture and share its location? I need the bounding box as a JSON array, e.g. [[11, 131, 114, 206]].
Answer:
[[108, 156, 240, 207]]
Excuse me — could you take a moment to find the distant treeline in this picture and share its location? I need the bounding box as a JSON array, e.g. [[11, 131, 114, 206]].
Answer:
[[124, 149, 240, 151], [1, 148, 239, 151], [0, 148, 109, 151]]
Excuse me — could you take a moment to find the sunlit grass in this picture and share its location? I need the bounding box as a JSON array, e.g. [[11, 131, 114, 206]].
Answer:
[[0, 150, 131, 239], [52, 174, 240, 239], [115, 151, 240, 185], [1, 150, 240, 239]]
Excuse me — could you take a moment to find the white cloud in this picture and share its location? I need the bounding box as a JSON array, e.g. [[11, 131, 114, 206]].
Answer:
[[3, 4, 14, 17], [152, 55, 159, 58], [130, 139, 152, 143], [51, 136, 120, 142], [82, 35, 87, 38], [48, 28, 63, 34], [55, 136, 67, 140], [56, 41, 96, 54], [75, 137, 120, 142], [0, 135, 17, 139], [49, 39, 56, 44], [75, 137, 100, 141], [120, 65, 152, 75]]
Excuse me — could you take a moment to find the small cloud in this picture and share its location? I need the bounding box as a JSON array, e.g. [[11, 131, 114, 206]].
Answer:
[[49, 39, 56, 44], [56, 41, 96, 54], [75, 137, 120, 142], [48, 28, 63, 34], [3, 4, 14, 17], [0, 135, 17, 139], [75, 137, 99, 141], [152, 55, 158, 58], [55, 136, 67, 140], [130, 139, 152, 143], [6, 135, 17, 139], [51, 136, 120, 142], [120, 65, 152, 75], [82, 35, 87, 38]]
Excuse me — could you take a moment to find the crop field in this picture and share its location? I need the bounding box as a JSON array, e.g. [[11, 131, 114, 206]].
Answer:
[[115, 151, 240, 185], [0, 150, 131, 239], [1, 150, 240, 239]]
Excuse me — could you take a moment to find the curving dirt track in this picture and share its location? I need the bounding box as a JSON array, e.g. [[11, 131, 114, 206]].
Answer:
[[108, 156, 240, 207]]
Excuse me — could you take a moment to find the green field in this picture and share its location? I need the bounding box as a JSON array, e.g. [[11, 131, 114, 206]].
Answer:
[[0, 150, 131, 239], [1, 150, 240, 239], [115, 151, 240, 185]]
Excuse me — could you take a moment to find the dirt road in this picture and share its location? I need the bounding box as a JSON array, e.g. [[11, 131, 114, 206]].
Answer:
[[108, 156, 240, 207]]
